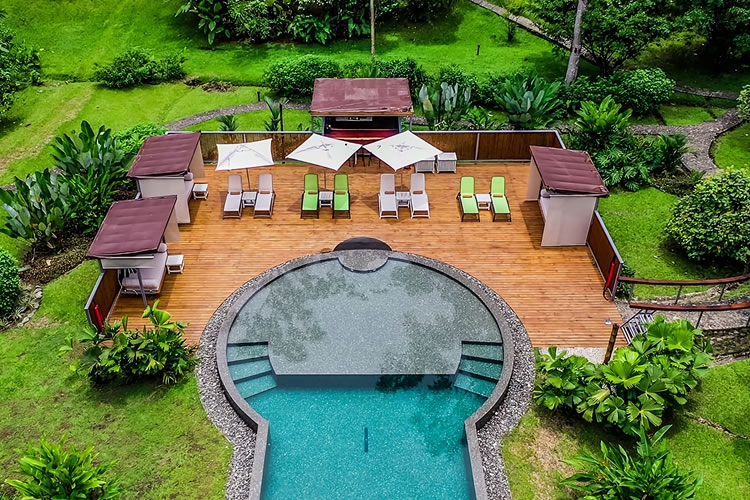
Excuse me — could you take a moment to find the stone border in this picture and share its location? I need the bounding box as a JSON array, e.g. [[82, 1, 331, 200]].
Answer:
[[198, 249, 534, 499]]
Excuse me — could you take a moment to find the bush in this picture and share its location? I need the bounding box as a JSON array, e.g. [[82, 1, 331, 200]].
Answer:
[[63, 301, 197, 385], [535, 316, 712, 435], [399, 0, 456, 22], [177, 0, 232, 45], [496, 74, 562, 129], [0, 19, 40, 119], [0, 249, 20, 317], [571, 96, 632, 152], [94, 49, 185, 88], [739, 84, 750, 122], [113, 123, 167, 156], [418, 82, 472, 130], [666, 171, 750, 264], [264, 56, 342, 98], [436, 64, 480, 99], [563, 68, 674, 115], [591, 144, 651, 192], [375, 57, 429, 95], [227, 0, 274, 42], [5, 436, 122, 499], [563, 425, 702, 499], [649, 133, 689, 174]]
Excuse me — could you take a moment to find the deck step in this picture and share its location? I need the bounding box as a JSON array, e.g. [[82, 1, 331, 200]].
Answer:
[[461, 342, 503, 362], [229, 358, 273, 381], [227, 343, 269, 363], [236, 374, 277, 400], [454, 373, 497, 398], [458, 358, 502, 380]]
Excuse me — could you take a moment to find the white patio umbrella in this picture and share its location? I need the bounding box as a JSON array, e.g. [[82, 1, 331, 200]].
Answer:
[[286, 134, 360, 189], [363, 131, 442, 186], [216, 139, 274, 185]]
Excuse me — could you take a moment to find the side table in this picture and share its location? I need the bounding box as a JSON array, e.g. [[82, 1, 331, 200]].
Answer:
[[319, 191, 333, 208], [476, 193, 491, 211], [192, 183, 209, 200], [166, 254, 184, 274]]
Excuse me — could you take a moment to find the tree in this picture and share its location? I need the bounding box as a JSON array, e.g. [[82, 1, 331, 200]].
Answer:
[[565, 0, 588, 84], [0, 17, 39, 118], [682, 0, 750, 66], [532, 0, 676, 75], [739, 84, 750, 121]]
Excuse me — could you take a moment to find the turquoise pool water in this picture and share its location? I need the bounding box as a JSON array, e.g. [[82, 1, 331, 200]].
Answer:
[[249, 375, 485, 499]]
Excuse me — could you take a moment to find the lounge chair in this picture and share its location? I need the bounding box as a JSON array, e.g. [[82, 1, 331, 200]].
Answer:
[[490, 176, 511, 222], [254, 173, 275, 218], [378, 174, 398, 219], [409, 173, 430, 218], [457, 176, 480, 222], [333, 174, 350, 219], [223, 174, 243, 219], [301, 173, 319, 219]]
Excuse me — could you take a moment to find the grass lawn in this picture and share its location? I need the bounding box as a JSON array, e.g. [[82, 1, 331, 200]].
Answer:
[[0, 261, 231, 498], [4, 0, 580, 86], [504, 360, 750, 499], [657, 104, 725, 126], [714, 123, 750, 173], [185, 109, 312, 132], [598, 188, 741, 297]]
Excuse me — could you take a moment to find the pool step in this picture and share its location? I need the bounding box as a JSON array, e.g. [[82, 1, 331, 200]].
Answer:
[[461, 342, 503, 362], [458, 358, 502, 380], [454, 373, 496, 398], [227, 342, 269, 363], [236, 373, 277, 400], [229, 358, 273, 382]]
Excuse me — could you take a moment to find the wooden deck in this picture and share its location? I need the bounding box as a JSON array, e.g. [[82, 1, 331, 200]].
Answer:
[[111, 161, 622, 347]]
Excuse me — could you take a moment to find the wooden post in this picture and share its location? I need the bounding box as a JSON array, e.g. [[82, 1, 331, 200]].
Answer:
[[603, 322, 619, 363]]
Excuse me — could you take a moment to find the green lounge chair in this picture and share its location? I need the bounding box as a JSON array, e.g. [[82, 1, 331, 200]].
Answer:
[[490, 176, 511, 222], [333, 174, 350, 219], [301, 173, 319, 218], [457, 176, 480, 222]]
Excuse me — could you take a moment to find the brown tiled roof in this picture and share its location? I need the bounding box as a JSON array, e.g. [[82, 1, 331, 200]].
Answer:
[[530, 146, 609, 196], [310, 78, 414, 116], [127, 132, 200, 178], [87, 196, 177, 257]]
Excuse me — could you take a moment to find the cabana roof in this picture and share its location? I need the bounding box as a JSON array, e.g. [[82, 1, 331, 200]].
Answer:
[[87, 196, 177, 258], [127, 132, 201, 178], [529, 146, 608, 197], [310, 78, 414, 116]]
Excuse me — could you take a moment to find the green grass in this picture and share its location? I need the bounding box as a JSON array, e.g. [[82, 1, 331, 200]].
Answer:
[[658, 105, 718, 126], [0, 261, 231, 498], [628, 112, 661, 126], [714, 123, 750, 173], [504, 361, 750, 500], [185, 109, 312, 132], [598, 188, 740, 297], [4, 0, 581, 85]]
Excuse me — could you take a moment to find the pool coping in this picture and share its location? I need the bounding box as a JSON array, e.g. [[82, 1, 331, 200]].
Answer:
[[197, 249, 534, 499]]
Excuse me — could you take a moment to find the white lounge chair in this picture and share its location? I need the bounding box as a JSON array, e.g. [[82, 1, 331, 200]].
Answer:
[[378, 174, 398, 219], [410, 173, 430, 218], [254, 173, 275, 218], [223, 174, 243, 219]]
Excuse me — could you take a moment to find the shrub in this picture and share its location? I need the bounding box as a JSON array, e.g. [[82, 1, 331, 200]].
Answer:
[[227, 0, 273, 42], [94, 49, 185, 89], [436, 64, 480, 99], [0, 18, 40, 119], [177, 0, 231, 45], [63, 301, 197, 385], [591, 144, 651, 192], [399, 0, 456, 22], [466, 106, 503, 130], [263, 96, 289, 131], [563, 425, 702, 499], [535, 316, 712, 435], [739, 84, 750, 121], [570, 95, 632, 152], [666, 171, 750, 264], [0, 248, 20, 317], [290, 13, 335, 45], [496, 74, 562, 129], [264, 56, 342, 98], [649, 133, 689, 173], [0, 169, 70, 248], [217, 114, 239, 131], [5, 436, 122, 499], [418, 82, 472, 130], [375, 57, 429, 95], [651, 170, 706, 197], [564, 68, 674, 115], [114, 123, 167, 156]]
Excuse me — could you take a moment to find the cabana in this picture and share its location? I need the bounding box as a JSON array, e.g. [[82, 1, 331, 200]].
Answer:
[[86, 196, 181, 317], [525, 146, 609, 247], [127, 132, 205, 223], [311, 78, 413, 143]]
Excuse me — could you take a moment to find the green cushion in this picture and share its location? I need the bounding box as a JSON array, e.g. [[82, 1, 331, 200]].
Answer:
[[492, 196, 509, 214], [334, 174, 348, 192], [460, 176, 475, 195], [461, 196, 479, 214], [491, 176, 505, 196], [334, 192, 349, 211], [304, 174, 319, 193], [302, 192, 318, 211]]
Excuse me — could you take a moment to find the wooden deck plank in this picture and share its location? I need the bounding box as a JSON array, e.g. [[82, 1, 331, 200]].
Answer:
[[112, 162, 622, 347]]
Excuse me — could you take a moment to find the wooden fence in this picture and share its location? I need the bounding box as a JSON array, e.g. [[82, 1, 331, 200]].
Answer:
[[197, 130, 565, 163], [84, 269, 120, 330], [587, 211, 623, 300]]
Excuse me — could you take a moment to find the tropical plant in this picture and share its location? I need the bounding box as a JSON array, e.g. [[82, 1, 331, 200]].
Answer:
[[0, 248, 20, 317], [496, 74, 561, 129], [437, 64, 480, 98], [5, 436, 123, 499], [563, 425, 702, 499], [176, 0, 231, 45], [263, 96, 289, 131], [0, 169, 70, 249], [94, 49, 186, 88], [290, 13, 335, 45], [227, 0, 274, 41], [0, 18, 40, 118], [570, 95, 631, 151], [114, 123, 167, 155], [466, 106, 503, 130], [264, 56, 342, 98], [739, 84, 750, 122], [217, 114, 239, 131], [535, 316, 712, 435], [591, 144, 651, 191], [61, 301, 197, 385], [650, 133, 689, 173], [666, 170, 750, 264], [418, 82, 472, 130]]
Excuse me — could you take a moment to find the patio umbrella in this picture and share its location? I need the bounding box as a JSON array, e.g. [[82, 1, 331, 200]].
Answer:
[[216, 139, 274, 185], [286, 134, 361, 189], [363, 131, 442, 186]]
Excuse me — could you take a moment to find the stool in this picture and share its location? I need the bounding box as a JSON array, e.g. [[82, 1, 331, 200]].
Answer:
[[476, 193, 491, 211], [192, 183, 208, 200], [166, 254, 184, 274], [319, 191, 333, 208]]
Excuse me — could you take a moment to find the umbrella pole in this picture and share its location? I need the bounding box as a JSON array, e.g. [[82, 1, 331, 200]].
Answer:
[[324, 172, 327, 190], [400, 170, 404, 190], [245, 169, 251, 189]]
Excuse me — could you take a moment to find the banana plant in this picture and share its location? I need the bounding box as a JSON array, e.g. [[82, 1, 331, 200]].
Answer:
[[497, 74, 562, 129], [263, 96, 289, 131], [418, 82, 472, 130]]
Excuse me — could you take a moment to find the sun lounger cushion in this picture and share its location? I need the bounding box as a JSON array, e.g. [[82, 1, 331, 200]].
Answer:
[[120, 251, 168, 293], [333, 175, 349, 212]]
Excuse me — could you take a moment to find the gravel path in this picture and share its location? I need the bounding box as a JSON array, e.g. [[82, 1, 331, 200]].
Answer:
[[164, 101, 311, 130]]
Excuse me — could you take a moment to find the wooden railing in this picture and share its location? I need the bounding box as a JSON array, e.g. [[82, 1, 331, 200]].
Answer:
[[197, 130, 565, 163], [587, 211, 623, 300], [84, 269, 120, 330], [620, 273, 750, 304]]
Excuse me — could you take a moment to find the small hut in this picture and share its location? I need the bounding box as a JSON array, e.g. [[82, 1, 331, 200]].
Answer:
[[311, 78, 413, 143], [127, 132, 205, 223], [525, 146, 609, 247]]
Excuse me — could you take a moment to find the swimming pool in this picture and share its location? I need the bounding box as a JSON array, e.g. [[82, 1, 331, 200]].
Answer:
[[217, 250, 516, 499]]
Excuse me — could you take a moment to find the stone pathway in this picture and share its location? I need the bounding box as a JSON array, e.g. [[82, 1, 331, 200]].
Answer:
[[164, 101, 311, 130]]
